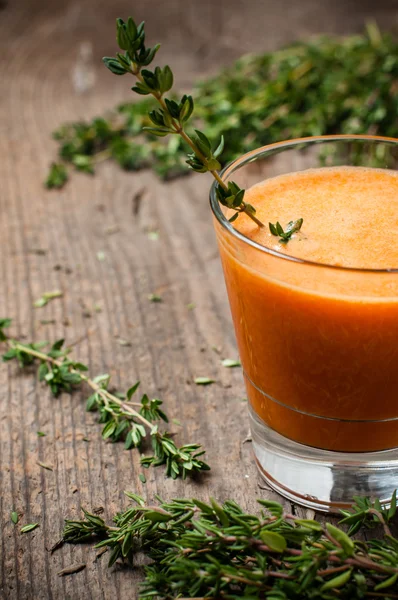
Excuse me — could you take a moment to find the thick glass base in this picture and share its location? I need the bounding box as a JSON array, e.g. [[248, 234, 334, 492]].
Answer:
[[250, 406, 398, 513]]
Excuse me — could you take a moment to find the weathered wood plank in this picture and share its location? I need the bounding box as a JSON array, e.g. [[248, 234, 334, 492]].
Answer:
[[0, 0, 397, 598]]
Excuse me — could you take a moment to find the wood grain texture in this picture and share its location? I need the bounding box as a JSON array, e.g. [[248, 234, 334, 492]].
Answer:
[[0, 0, 397, 598]]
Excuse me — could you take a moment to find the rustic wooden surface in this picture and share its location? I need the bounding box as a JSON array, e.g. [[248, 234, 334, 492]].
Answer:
[[0, 1, 397, 598]]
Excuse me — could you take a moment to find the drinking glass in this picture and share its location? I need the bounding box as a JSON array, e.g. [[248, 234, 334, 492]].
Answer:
[[210, 135, 398, 512]]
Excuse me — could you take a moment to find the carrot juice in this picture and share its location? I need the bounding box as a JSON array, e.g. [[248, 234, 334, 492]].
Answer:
[[214, 165, 398, 453]]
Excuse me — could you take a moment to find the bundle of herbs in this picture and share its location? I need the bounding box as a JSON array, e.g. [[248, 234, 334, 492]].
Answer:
[[46, 23, 397, 189], [62, 491, 398, 599]]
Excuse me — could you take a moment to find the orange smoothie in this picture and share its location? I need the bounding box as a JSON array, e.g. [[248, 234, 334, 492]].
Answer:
[[215, 167, 398, 452]]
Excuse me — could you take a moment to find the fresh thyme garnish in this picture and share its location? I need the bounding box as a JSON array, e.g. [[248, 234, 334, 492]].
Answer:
[[62, 490, 398, 597], [269, 218, 304, 243], [102, 16, 265, 228], [0, 319, 209, 480]]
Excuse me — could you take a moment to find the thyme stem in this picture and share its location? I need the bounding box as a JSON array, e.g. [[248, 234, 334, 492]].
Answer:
[[0, 318, 210, 480]]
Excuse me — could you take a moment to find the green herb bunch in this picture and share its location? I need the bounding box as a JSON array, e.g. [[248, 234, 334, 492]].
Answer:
[[46, 24, 397, 186], [62, 490, 398, 598], [0, 319, 209, 479]]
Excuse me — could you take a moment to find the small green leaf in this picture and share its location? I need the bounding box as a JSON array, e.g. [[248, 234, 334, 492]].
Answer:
[[160, 65, 173, 93], [194, 377, 215, 385], [139, 473, 146, 484], [326, 523, 355, 556], [37, 431, 46, 437], [321, 568, 352, 591], [148, 293, 162, 302], [116, 22, 131, 51], [141, 44, 160, 66], [93, 373, 110, 387], [269, 222, 278, 236], [45, 163, 68, 189], [210, 498, 230, 526], [131, 82, 151, 95], [388, 489, 397, 520], [179, 95, 194, 123], [34, 290, 63, 308], [257, 499, 283, 517], [124, 430, 135, 450], [143, 127, 172, 137], [194, 130, 211, 153], [11, 511, 19, 524], [38, 363, 49, 381], [34, 297, 48, 308], [21, 523, 39, 533], [375, 572, 398, 591], [192, 499, 214, 514], [144, 510, 173, 523], [228, 213, 239, 223], [102, 421, 117, 439], [86, 394, 98, 412], [260, 531, 287, 553], [51, 339, 64, 351], [295, 518, 323, 531], [213, 135, 224, 158], [124, 491, 145, 506], [108, 545, 121, 568], [127, 382, 140, 400], [126, 17, 137, 41], [221, 358, 241, 368], [286, 218, 304, 236], [116, 337, 132, 347], [102, 56, 128, 76]]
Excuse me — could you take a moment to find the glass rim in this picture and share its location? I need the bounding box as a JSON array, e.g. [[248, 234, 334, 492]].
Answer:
[[209, 134, 398, 274]]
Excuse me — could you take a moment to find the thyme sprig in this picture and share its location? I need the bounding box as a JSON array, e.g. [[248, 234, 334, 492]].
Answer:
[[0, 319, 209, 479], [62, 491, 398, 598], [102, 16, 265, 228]]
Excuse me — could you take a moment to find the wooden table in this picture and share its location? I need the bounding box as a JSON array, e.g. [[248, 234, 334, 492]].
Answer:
[[1, 1, 397, 598]]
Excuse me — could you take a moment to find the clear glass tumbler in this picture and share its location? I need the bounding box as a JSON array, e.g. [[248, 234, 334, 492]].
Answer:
[[210, 135, 398, 512]]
